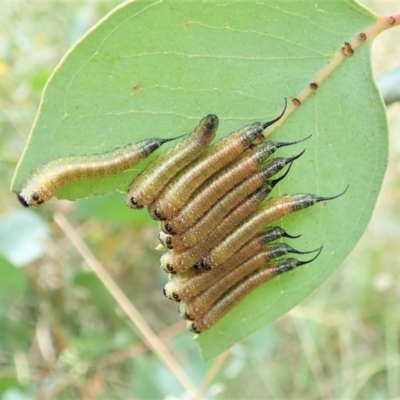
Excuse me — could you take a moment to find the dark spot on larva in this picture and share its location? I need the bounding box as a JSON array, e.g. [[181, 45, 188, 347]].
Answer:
[[162, 286, 168, 298], [173, 292, 180, 302], [184, 311, 192, 320], [309, 82, 318, 90], [341, 42, 354, 57], [166, 263, 174, 272], [165, 223, 174, 234], [388, 16, 396, 25], [166, 237, 172, 247], [154, 209, 165, 220], [358, 33, 367, 42], [130, 197, 144, 209], [191, 323, 200, 334], [32, 193, 39, 201], [292, 98, 301, 106], [17, 193, 29, 207]]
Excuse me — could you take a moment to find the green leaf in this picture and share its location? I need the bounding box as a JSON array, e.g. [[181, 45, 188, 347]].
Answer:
[[12, 0, 387, 359]]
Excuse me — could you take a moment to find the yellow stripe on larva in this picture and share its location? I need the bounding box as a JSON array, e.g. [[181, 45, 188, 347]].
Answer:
[[179, 243, 315, 321], [187, 250, 322, 333], [159, 184, 274, 274], [201, 187, 348, 269], [148, 102, 287, 221], [163, 227, 298, 302], [125, 114, 219, 210], [17, 136, 179, 208]]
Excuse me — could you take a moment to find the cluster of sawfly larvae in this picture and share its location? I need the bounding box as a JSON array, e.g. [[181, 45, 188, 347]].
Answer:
[[124, 102, 346, 334], [17, 100, 347, 334]]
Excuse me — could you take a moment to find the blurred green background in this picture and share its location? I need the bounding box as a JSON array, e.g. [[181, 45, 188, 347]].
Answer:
[[1, 1, 399, 399]]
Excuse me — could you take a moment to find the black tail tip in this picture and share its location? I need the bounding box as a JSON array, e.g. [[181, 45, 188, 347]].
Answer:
[[299, 246, 324, 266], [288, 148, 306, 162], [317, 184, 350, 202], [283, 231, 302, 239], [261, 98, 287, 129]]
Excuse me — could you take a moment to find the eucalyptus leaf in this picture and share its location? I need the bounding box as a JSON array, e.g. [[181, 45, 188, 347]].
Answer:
[[12, 0, 387, 359]]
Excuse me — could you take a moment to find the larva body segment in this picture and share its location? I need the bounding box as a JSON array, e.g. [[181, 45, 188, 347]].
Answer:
[[149, 103, 287, 221], [159, 184, 274, 274], [164, 226, 299, 301], [163, 226, 299, 302], [159, 153, 300, 250], [125, 114, 219, 210], [161, 153, 302, 251], [17, 136, 178, 208], [187, 251, 322, 334], [179, 243, 315, 321], [161, 142, 306, 235], [201, 187, 348, 269]]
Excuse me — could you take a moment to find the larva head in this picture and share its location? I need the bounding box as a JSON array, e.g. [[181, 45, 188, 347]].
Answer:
[[178, 302, 193, 320], [148, 204, 167, 221], [197, 114, 219, 137], [127, 195, 145, 210], [158, 231, 172, 249], [17, 180, 49, 208], [160, 252, 176, 274], [160, 221, 174, 234], [163, 281, 181, 302], [186, 320, 201, 334]]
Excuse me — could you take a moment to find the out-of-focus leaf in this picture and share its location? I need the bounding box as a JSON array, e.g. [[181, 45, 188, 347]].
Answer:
[[0, 211, 49, 266]]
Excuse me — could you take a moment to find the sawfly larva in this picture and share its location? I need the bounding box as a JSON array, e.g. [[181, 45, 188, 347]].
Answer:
[[149, 100, 287, 220], [161, 139, 307, 235], [200, 186, 349, 269], [179, 245, 321, 321], [159, 184, 275, 274], [163, 227, 300, 302], [125, 114, 219, 209], [17, 136, 180, 208], [187, 249, 323, 333], [160, 153, 303, 250]]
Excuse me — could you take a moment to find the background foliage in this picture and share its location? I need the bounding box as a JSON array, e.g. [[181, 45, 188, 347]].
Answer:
[[1, 0, 400, 398]]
